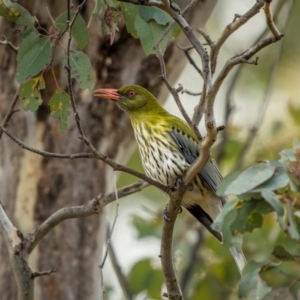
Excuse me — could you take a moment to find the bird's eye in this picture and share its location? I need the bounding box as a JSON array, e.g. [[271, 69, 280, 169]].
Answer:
[[128, 91, 135, 98]]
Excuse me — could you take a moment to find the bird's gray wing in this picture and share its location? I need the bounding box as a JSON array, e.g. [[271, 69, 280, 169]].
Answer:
[[168, 129, 226, 206]]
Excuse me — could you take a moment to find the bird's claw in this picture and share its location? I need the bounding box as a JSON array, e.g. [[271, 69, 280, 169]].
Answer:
[[162, 204, 172, 222], [174, 176, 183, 189], [163, 204, 182, 221]]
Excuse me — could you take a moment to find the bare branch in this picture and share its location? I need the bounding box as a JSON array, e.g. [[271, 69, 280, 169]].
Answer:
[[66, 0, 88, 139], [0, 87, 20, 140], [31, 268, 57, 279], [160, 181, 187, 300], [100, 174, 120, 299], [210, 0, 265, 75], [108, 241, 133, 300], [178, 84, 201, 96], [25, 180, 149, 254], [263, 1, 281, 38], [176, 45, 203, 78], [0, 36, 18, 53], [0, 203, 34, 300], [197, 28, 214, 47], [215, 0, 287, 164], [209, 35, 283, 113], [180, 227, 204, 296], [0, 125, 168, 192], [235, 41, 286, 168]]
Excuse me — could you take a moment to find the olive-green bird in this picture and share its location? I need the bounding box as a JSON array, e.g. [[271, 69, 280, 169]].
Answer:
[[94, 85, 246, 274]]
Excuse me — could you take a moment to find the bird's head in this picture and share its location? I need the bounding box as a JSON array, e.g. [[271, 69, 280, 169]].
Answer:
[[94, 85, 165, 118]]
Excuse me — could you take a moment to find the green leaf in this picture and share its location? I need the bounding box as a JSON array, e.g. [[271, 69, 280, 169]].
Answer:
[[55, 12, 89, 50], [253, 167, 290, 192], [231, 202, 263, 234], [87, 0, 101, 28], [222, 207, 243, 248], [286, 200, 300, 240], [0, 0, 25, 22], [16, 10, 37, 36], [49, 90, 71, 133], [239, 261, 272, 300], [16, 32, 51, 83], [212, 197, 239, 232], [128, 259, 163, 298], [272, 245, 300, 262], [120, 3, 140, 38], [135, 15, 179, 56], [19, 76, 45, 111], [217, 170, 241, 196], [261, 190, 284, 217], [64, 51, 95, 90], [224, 164, 276, 196], [139, 6, 170, 25]]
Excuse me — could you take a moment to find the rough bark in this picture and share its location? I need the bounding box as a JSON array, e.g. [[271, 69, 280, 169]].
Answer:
[[0, 0, 217, 299]]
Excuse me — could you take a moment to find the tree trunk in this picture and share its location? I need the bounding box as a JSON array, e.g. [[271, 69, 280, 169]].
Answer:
[[0, 0, 217, 299]]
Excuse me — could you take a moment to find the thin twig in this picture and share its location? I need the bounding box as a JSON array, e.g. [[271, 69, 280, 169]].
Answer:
[[263, 1, 281, 38], [31, 267, 57, 278], [197, 28, 214, 47], [66, 0, 88, 139], [0, 36, 18, 53], [108, 241, 133, 300], [210, 0, 265, 75], [0, 87, 20, 140], [180, 227, 204, 297], [215, 0, 287, 164], [176, 45, 203, 78], [178, 84, 201, 96], [234, 39, 286, 169], [99, 173, 120, 300]]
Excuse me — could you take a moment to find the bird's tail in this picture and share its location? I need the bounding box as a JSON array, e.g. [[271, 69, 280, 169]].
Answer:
[[229, 246, 247, 275]]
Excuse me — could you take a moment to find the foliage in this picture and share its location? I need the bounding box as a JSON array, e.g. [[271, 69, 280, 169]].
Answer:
[[0, 0, 179, 132], [213, 140, 300, 299]]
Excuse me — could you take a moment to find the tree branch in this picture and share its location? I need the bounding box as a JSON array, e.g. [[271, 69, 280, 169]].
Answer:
[[160, 181, 187, 300], [0, 125, 168, 192], [0, 202, 34, 300], [25, 180, 149, 254], [263, 1, 281, 38], [210, 0, 265, 75]]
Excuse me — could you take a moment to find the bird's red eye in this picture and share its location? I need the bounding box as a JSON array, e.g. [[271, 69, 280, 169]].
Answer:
[[128, 91, 135, 98]]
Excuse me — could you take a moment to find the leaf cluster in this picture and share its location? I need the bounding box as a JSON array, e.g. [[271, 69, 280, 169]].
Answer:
[[0, 0, 95, 132], [213, 139, 300, 299]]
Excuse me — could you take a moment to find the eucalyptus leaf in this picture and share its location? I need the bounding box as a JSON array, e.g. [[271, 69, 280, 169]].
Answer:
[[224, 164, 276, 196], [49, 90, 71, 133], [64, 51, 95, 90]]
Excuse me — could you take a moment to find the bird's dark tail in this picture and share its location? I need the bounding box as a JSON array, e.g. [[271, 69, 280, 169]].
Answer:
[[185, 204, 247, 274]]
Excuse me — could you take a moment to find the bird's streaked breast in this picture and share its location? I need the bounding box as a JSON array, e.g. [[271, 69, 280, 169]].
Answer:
[[133, 122, 190, 186]]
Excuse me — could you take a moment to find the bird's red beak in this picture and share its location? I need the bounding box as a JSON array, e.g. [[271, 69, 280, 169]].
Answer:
[[93, 88, 121, 101]]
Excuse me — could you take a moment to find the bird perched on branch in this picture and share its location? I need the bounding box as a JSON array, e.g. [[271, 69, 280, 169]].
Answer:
[[94, 85, 246, 274]]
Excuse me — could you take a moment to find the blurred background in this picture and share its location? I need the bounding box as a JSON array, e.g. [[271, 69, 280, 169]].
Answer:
[[105, 0, 300, 299]]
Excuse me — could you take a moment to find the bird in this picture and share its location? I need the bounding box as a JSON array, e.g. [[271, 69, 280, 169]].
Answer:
[[94, 84, 246, 274]]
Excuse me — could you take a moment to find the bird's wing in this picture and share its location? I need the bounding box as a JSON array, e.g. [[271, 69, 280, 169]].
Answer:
[[169, 129, 226, 206]]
